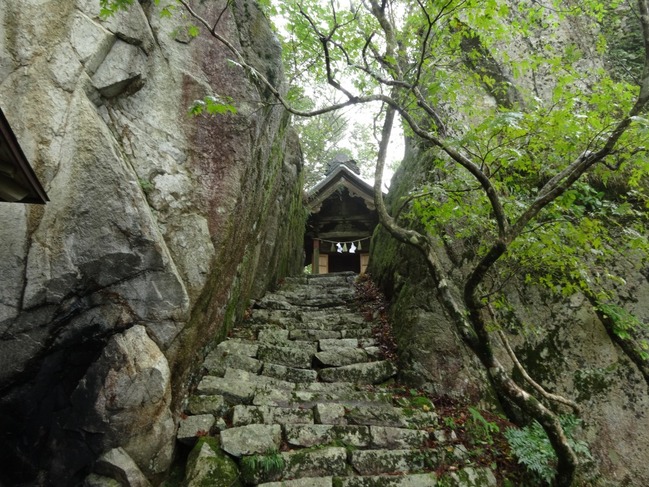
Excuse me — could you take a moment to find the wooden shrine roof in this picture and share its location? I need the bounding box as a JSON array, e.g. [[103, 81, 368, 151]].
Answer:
[[0, 107, 48, 204]]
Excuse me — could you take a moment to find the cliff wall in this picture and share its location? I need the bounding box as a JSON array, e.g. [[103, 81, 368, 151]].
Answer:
[[0, 0, 304, 484], [368, 5, 649, 485]]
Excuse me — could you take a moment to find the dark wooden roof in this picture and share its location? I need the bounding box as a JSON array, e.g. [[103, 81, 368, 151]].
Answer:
[[305, 161, 380, 241], [306, 162, 375, 212], [0, 107, 48, 204]]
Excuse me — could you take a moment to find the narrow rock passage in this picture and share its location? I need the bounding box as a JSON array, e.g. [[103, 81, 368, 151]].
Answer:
[[178, 272, 496, 486]]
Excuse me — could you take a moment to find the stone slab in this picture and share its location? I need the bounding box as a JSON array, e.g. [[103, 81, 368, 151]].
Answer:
[[284, 424, 370, 447], [224, 368, 295, 391], [260, 478, 333, 487], [314, 403, 347, 425], [345, 406, 408, 428], [232, 405, 314, 426], [338, 474, 437, 486], [318, 360, 397, 385], [350, 449, 438, 476], [370, 426, 429, 448], [203, 349, 262, 376], [196, 376, 254, 404], [176, 414, 215, 445], [186, 395, 227, 416], [220, 424, 282, 457], [319, 338, 358, 350], [216, 339, 259, 357], [315, 348, 368, 367], [258, 344, 314, 369], [282, 447, 348, 480], [262, 363, 318, 383], [289, 329, 341, 340]]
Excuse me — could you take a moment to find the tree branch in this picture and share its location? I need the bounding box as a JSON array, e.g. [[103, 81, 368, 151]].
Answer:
[[497, 330, 581, 414]]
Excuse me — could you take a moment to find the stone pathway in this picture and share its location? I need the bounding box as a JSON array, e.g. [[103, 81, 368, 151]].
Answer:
[[177, 272, 497, 487]]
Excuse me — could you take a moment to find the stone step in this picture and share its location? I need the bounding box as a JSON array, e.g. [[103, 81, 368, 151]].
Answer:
[[220, 424, 282, 457], [289, 329, 342, 340], [258, 344, 314, 369], [197, 368, 296, 404], [319, 338, 359, 350], [337, 473, 438, 486], [185, 394, 228, 416], [259, 477, 333, 487], [283, 424, 371, 448], [256, 469, 495, 487], [252, 388, 392, 409], [261, 363, 319, 383], [203, 348, 262, 376], [344, 406, 410, 428], [232, 405, 314, 427], [249, 309, 300, 326], [369, 426, 430, 449], [216, 338, 259, 356], [176, 414, 217, 445], [349, 449, 438, 476], [318, 360, 397, 385], [241, 447, 348, 485], [315, 348, 370, 367], [287, 321, 373, 333]]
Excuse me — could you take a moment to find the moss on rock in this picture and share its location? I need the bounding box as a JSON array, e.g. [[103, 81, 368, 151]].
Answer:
[[184, 437, 241, 487]]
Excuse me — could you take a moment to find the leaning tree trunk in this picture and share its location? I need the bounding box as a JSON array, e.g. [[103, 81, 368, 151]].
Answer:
[[373, 106, 579, 487]]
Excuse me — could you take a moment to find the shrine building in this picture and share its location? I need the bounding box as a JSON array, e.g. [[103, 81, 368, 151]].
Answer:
[[304, 155, 379, 274]]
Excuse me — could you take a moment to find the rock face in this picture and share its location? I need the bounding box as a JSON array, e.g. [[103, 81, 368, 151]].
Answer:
[[0, 0, 304, 484], [367, 3, 649, 485], [369, 92, 649, 487]]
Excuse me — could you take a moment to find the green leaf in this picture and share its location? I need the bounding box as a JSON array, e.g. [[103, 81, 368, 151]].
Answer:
[[188, 25, 200, 38]]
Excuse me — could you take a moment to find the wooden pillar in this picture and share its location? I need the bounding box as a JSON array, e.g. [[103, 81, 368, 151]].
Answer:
[[312, 239, 320, 274]]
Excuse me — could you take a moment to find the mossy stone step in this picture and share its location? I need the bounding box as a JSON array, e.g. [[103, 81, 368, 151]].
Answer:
[[350, 448, 438, 476], [252, 388, 392, 409], [258, 344, 314, 369], [259, 477, 333, 487], [261, 363, 319, 383], [315, 348, 369, 367], [177, 414, 216, 445], [197, 369, 296, 404], [369, 426, 430, 449], [319, 338, 359, 350], [290, 329, 342, 340], [242, 447, 349, 485], [184, 438, 240, 487], [319, 360, 397, 385], [336, 473, 437, 486], [186, 394, 227, 416], [220, 424, 282, 457], [203, 349, 263, 376], [232, 405, 314, 427], [283, 424, 371, 448]]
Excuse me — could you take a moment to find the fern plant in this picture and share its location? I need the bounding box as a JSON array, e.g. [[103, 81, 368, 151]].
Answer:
[[504, 415, 592, 485]]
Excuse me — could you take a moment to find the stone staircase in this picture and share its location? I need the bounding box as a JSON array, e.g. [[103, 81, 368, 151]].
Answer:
[[176, 272, 497, 487]]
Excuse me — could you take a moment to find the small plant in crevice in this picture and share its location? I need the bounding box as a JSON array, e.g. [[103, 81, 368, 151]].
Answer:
[[504, 415, 592, 485], [240, 448, 285, 478], [138, 178, 154, 193]]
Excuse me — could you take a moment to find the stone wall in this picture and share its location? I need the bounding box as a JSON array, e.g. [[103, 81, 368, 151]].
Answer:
[[0, 0, 304, 484]]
